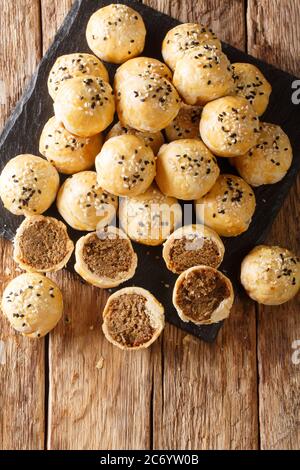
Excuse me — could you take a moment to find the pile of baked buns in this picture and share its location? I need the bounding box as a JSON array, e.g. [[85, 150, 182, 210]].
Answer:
[[0, 4, 299, 350]]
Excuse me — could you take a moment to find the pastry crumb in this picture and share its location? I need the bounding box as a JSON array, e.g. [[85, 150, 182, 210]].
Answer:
[[96, 357, 104, 369]]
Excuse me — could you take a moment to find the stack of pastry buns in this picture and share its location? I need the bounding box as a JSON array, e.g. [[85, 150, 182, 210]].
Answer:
[[0, 4, 299, 350]]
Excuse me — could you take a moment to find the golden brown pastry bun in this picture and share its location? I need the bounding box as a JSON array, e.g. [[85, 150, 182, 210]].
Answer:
[[114, 57, 172, 87], [106, 121, 164, 155], [165, 104, 202, 142]]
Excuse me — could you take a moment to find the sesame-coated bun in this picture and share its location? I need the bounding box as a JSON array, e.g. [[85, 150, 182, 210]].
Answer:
[[230, 123, 293, 187], [102, 286, 165, 350], [86, 4, 146, 64], [163, 224, 225, 274], [106, 121, 164, 155], [200, 96, 260, 157], [13, 216, 74, 273], [173, 265, 234, 325], [96, 135, 156, 197], [1, 273, 63, 338], [165, 104, 202, 142], [195, 174, 256, 237], [0, 154, 59, 216], [39, 117, 103, 174], [119, 184, 182, 246], [47, 53, 109, 100], [115, 73, 181, 132], [232, 63, 272, 116], [156, 139, 220, 200], [241, 245, 300, 305], [54, 76, 115, 137], [162, 23, 222, 71], [56, 171, 118, 232], [114, 57, 172, 87], [74, 227, 137, 289], [173, 46, 235, 106]]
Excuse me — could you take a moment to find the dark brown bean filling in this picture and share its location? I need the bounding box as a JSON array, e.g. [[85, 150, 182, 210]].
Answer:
[[168, 236, 221, 273]]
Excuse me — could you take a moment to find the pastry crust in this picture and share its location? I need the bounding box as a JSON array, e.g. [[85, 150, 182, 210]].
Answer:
[[230, 122, 293, 186], [102, 286, 165, 350], [1, 273, 63, 338], [156, 139, 220, 200], [114, 57, 172, 87], [39, 116, 103, 174], [96, 135, 156, 197], [165, 104, 202, 142], [162, 23, 221, 71], [54, 76, 115, 137], [106, 121, 164, 155], [74, 227, 138, 288], [47, 53, 109, 100], [13, 215, 74, 273], [241, 245, 300, 305], [119, 184, 182, 246], [200, 95, 260, 157], [86, 4, 146, 64], [56, 171, 118, 231], [0, 154, 59, 216], [195, 174, 256, 237], [173, 265, 234, 325], [163, 224, 225, 273]]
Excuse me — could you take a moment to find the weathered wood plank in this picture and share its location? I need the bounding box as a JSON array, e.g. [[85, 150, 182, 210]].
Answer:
[[40, 0, 74, 53]]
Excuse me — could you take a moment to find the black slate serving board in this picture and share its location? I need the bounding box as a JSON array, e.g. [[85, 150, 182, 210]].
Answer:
[[0, 0, 299, 343]]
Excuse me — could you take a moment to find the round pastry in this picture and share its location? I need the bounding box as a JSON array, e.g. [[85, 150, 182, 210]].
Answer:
[[156, 139, 220, 200], [162, 23, 222, 71], [195, 174, 256, 237], [39, 116, 103, 174], [54, 76, 115, 137], [165, 104, 202, 142], [96, 135, 156, 197], [115, 72, 181, 132], [102, 287, 165, 350], [163, 224, 225, 274], [114, 57, 172, 87], [13, 215, 74, 273], [173, 45, 235, 105], [47, 53, 109, 100], [230, 122, 293, 186], [106, 121, 164, 155], [0, 154, 59, 216], [200, 96, 260, 157], [86, 4, 146, 64], [241, 245, 300, 305], [173, 265, 234, 325], [57, 171, 118, 231], [74, 227, 137, 288], [119, 184, 182, 246], [232, 63, 272, 116], [1, 273, 63, 338]]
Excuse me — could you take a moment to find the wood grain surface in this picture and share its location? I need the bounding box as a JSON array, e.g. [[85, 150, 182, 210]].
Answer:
[[0, 0, 299, 450]]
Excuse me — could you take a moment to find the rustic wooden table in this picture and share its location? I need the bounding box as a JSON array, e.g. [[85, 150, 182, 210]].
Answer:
[[0, 0, 299, 450]]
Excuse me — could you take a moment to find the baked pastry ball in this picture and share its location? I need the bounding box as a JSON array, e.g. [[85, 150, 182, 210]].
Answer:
[[39, 116, 103, 174], [162, 23, 221, 71], [75, 227, 137, 288], [102, 287, 165, 350], [115, 72, 181, 132], [114, 57, 172, 87], [173, 266, 234, 325], [86, 4, 146, 64], [13, 215, 74, 273], [165, 104, 202, 142], [57, 171, 118, 231], [54, 76, 115, 137], [230, 123, 293, 186], [195, 174, 256, 237], [0, 154, 59, 216], [241, 245, 300, 305], [1, 273, 63, 338], [47, 53, 109, 100], [173, 45, 235, 105], [232, 63, 272, 116], [106, 121, 164, 155], [156, 139, 220, 200], [96, 135, 156, 197], [200, 96, 260, 157], [119, 184, 182, 246], [163, 224, 225, 274]]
